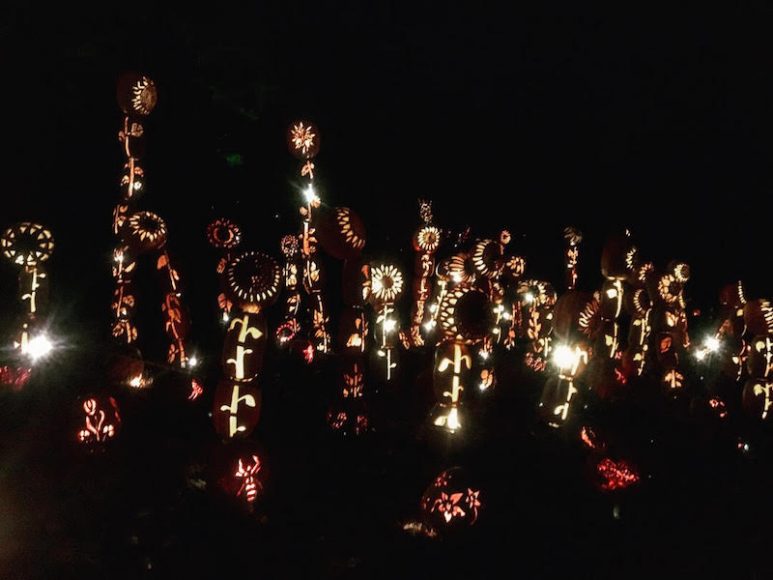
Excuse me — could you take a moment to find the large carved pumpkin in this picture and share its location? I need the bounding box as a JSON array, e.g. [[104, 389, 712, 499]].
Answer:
[[212, 378, 262, 439]]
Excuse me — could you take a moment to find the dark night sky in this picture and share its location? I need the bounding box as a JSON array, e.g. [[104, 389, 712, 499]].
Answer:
[[2, 2, 773, 338]]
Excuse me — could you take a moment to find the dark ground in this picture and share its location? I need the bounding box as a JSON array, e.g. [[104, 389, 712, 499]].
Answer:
[[2, 2, 773, 578]]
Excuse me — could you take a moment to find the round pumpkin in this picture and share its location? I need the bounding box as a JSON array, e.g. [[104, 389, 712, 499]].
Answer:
[[420, 467, 482, 534], [315, 206, 367, 260], [287, 120, 320, 159], [225, 251, 282, 309], [117, 72, 158, 116]]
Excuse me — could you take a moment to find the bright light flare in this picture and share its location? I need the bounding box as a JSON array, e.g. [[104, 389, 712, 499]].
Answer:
[[704, 336, 720, 353], [303, 184, 319, 205], [24, 334, 54, 362], [524, 292, 535, 304], [383, 319, 397, 333], [552, 344, 577, 371]]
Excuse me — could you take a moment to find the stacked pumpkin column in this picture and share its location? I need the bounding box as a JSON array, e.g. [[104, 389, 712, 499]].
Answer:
[[741, 299, 773, 421], [206, 218, 243, 323], [287, 121, 330, 356], [406, 200, 440, 349], [110, 73, 193, 378], [0, 222, 55, 358], [212, 251, 282, 508]]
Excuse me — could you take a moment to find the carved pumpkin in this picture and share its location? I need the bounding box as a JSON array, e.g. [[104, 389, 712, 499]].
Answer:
[[337, 306, 368, 355], [213, 378, 262, 439], [433, 341, 473, 406], [221, 311, 267, 381], [743, 379, 773, 420], [538, 376, 580, 428], [601, 232, 634, 280], [76, 395, 122, 448], [438, 284, 493, 344], [120, 162, 145, 200], [368, 264, 404, 307], [18, 266, 49, 316], [316, 207, 366, 260], [747, 336, 773, 379], [211, 442, 266, 507], [413, 225, 441, 253], [420, 467, 482, 534], [1, 222, 55, 267], [206, 218, 242, 250], [471, 239, 503, 280], [117, 72, 158, 116], [744, 299, 773, 337], [287, 120, 320, 159], [121, 211, 168, 254], [225, 251, 282, 309], [119, 118, 146, 159], [342, 257, 371, 307], [553, 291, 592, 342], [106, 345, 145, 387]]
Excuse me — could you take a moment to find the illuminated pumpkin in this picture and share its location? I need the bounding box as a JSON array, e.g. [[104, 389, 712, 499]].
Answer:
[[438, 284, 493, 344], [342, 258, 371, 307], [316, 207, 367, 260], [1, 222, 54, 267], [287, 120, 320, 159], [116, 72, 158, 116], [213, 378, 262, 439], [433, 341, 472, 407], [438, 253, 474, 285], [18, 266, 49, 315], [538, 376, 580, 428], [0, 366, 32, 391], [118, 118, 146, 159], [212, 442, 266, 508], [553, 291, 592, 342], [206, 218, 242, 250], [413, 225, 441, 253], [601, 232, 635, 280], [742, 379, 773, 420], [337, 306, 368, 355], [106, 345, 146, 387], [221, 311, 267, 381], [747, 336, 773, 379], [471, 239, 503, 280], [77, 395, 122, 448], [420, 467, 482, 534], [225, 251, 282, 310], [369, 264, 404, 307], [744, 299, 773, 336], [326, 400, 371, 436], [121, 211, 168, 254], [120, 162, 145, 200]]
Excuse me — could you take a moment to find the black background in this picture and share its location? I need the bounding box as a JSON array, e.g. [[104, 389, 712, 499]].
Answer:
[[2, 2, 773, 578]]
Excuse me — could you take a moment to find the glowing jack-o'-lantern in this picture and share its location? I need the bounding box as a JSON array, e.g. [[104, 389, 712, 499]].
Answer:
[[212, 443, 267, 508], [369, 264, 404, 306], [106, 345, 146, 387], [413, 225, 441, 253], [316, 207, 366, 260], [601, 232, 635, 280], [420, 467, 482, 534], [225, 251, 282, 310], [287, 120, 320, 160], [342, 258, 371, 307], [122, 211, 168, 254], [338, 306, 368, 355], [117, 72, 158, 116], [742, 379, 773, 420], [221, 311, 267, 381], [553, 291, 593, 342], [438, 285, 493, 344], [471, 239, 503, 280], [77, 396, 122, 448], [747, 336, 773, 379], [207, 218, 242, 250], [744, 299, 773, 337], [120, 162, 145, 201], [1, 222, 54, 267], [213, 378, 262, 439], [433, 341, 473, 407]]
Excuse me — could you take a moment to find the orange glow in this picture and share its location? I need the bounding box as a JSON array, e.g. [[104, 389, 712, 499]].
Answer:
[[189, 378, 204, 401], [596, 458, 640, 491], [234, 455, 262, 504]]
